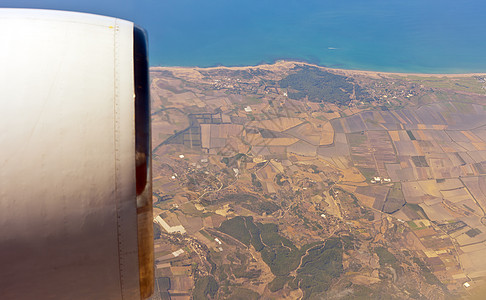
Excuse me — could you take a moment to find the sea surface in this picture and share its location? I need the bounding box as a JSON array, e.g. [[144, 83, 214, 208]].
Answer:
[[5, 0, 486, 73], [138, 0, 486, 73]]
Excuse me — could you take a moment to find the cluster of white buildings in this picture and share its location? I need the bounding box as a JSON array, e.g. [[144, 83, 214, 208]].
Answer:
[[370, 176, 391, 184]]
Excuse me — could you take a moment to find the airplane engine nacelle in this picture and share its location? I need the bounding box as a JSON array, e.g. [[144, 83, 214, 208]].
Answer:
[[0, 9, 153, 299]]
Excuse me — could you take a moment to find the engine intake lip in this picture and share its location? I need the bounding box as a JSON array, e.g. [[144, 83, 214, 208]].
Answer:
[[133, 25, 154, 299]]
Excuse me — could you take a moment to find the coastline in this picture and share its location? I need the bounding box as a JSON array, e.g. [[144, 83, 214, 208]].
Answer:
[[151, 60, 486, 78]]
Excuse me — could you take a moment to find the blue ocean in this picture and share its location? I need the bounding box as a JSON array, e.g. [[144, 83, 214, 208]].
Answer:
[[5, 0, 486, 73], [137, 0, 486, 73]]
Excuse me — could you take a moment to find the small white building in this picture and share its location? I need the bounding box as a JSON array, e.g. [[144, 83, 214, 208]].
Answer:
[[244, 106, 253, 113], [172, 249, 185, 257]]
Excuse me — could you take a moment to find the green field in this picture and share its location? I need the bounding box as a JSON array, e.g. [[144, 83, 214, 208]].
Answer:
[[405, 76, 486, 95]]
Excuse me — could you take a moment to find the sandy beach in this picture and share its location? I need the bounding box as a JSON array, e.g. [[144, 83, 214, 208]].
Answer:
[[151, 60, 486, 78]]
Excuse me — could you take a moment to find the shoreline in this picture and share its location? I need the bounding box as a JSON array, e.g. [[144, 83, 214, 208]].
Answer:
[[151, 60, 486, 78]]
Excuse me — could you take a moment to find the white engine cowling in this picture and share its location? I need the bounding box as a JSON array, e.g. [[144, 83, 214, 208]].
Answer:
[[0, 9, 153, 299]]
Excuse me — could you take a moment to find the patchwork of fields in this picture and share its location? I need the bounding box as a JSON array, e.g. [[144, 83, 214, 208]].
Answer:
[[149, 62, 486, 299], [334, 102, 486, 281]]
